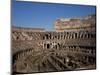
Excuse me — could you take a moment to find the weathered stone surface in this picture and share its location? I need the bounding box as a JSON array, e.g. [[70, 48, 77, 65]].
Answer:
[[12, 28, 96, 73]]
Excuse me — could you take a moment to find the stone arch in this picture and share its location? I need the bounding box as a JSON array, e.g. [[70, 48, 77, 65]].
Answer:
[[47, 43, 50, 49]]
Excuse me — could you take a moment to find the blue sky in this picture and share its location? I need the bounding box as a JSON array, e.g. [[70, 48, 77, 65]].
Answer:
[[12, 1, 96, 30]]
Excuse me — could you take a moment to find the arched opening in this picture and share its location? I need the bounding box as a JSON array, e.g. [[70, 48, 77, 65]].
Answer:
[[75, 33, 77, 39], [45, 34, 49, 39], [47, 44, 50, 49]]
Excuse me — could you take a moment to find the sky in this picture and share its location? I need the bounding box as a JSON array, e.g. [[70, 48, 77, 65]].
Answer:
[[12, 1, 96, 30]]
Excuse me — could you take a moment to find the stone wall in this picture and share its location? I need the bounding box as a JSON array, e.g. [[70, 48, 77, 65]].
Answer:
[[54, 14, 96, 32], [12, 27, 96, 73]]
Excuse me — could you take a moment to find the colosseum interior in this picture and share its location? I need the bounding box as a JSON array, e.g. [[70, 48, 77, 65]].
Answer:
[[12, 14, 96, 74]]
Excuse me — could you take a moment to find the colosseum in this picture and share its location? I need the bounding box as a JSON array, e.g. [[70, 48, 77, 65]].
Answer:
[[12, 14, 96, 74]]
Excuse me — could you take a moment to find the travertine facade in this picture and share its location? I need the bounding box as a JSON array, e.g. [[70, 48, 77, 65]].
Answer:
[[54, 14, 96, 32]]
